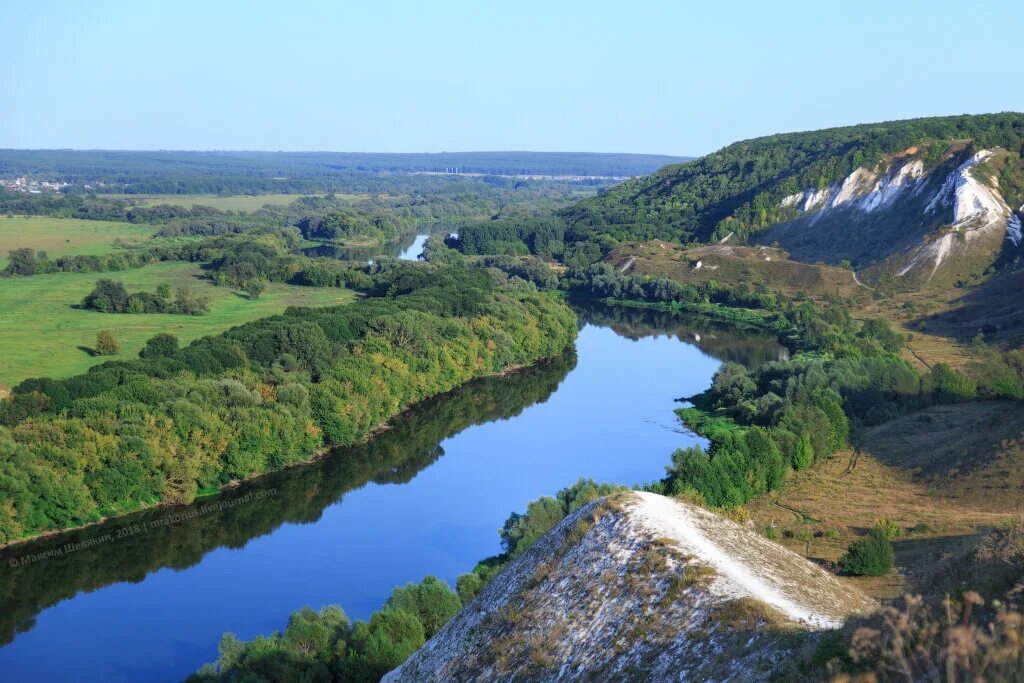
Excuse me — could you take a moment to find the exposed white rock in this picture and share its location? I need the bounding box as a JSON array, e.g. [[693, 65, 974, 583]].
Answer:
[[861, 159, 924, 212], [925, 150, 998, 220], [386, 493, 875, 682], [829, 167, 877, 209], [776, 149, 1015, 281], [630, 492, 873, 629], [779, 158, 926, 217]]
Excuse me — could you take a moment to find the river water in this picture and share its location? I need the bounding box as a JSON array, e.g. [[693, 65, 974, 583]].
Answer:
[[0, 304, 784, 681]]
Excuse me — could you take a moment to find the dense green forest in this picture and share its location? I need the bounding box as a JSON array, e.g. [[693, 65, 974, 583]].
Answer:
[[0, 150, 688, 195], [0, 263, 577, 544], [443, 113, 1024, 263]]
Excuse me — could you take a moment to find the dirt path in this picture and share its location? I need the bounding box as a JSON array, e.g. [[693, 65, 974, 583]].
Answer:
[[851, 270, 874, 290]]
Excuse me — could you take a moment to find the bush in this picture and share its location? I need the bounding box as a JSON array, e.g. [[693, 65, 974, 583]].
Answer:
[[875, 517, 902, 539], [840, 528, 894, 576], [384, 576, 461, 638], [95, 330, 120, 356], [139, 333, 179, 358]]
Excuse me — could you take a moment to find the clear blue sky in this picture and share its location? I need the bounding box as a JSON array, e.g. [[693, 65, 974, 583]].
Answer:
[[2, 0, 1021, 155]]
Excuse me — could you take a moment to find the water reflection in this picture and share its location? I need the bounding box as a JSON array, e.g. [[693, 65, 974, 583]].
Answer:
[[0, 307, 786, 681], [0, 351, 575, 649], [295, 231, 434, 262], [572, 299, 788, 368]]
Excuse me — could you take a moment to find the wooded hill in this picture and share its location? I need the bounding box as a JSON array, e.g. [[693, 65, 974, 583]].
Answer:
[[561, 113, 1024, 247]]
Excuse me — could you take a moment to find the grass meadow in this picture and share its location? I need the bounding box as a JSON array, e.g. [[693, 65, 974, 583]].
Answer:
[[0, 216, 156, 269], [0, 261, 354, 387]]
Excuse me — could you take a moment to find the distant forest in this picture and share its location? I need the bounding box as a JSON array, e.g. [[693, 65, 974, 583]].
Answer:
[[0, 150, 690, 195]]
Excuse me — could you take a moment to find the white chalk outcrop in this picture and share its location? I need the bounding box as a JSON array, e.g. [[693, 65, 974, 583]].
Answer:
[[896, 150, 1013, 278], [385, 492, 875, 682], [778, 157, 926, 218], [777, 149, 1018, 282]]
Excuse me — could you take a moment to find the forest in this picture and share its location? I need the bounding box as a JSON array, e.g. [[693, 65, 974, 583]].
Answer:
[[0, 150, 687, 195], [0, 262, 578, 544]]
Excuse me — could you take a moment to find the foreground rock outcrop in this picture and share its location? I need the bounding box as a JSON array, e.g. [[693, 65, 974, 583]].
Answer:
[[385, 492, 875, 682]]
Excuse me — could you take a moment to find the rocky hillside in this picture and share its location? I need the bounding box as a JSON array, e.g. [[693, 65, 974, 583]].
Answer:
[[385, 492, 875, 682], [561, 114, 1024, 291], [761, 146, 1023, 288]]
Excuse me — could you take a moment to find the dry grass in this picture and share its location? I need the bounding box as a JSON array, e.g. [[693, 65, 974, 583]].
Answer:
[[834, 593, 1024, 682], [855, 402, 1024, 511], [746, 440, 1019, 601], [605, 241, 866, 300]]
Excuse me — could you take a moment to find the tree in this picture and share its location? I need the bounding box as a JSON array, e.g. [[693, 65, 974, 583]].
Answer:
[[95, 330, 120, 356], [385, 576, 461, 638], [82, 279, 130, 313], [362, 608, 425, 672], [156, 283, 172, 299], [244, 279, 267, 299], [139, 332, 179, 358], [4, 248, 41, 275], [840, 528, 894, 576]]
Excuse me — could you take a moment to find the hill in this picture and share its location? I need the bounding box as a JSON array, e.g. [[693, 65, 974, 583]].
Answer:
[[604, 240, 865, 299], [385, 492, 874, 682], [560, 114, 1024, 291]]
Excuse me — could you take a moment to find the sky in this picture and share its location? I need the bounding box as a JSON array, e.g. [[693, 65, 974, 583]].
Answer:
[[1, 0, 1022, 156]]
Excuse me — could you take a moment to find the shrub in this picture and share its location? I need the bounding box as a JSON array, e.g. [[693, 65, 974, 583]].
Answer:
[[139, 333, 179, 358], [95, 330, 120, 356], [243, 279, 267, 299], [875, 517, 902, 539], [840, 528, 894, 576], [384, 576, 461, 638]]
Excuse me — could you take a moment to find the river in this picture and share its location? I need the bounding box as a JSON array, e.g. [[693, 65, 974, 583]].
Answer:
[[0, 303, 785, 681]]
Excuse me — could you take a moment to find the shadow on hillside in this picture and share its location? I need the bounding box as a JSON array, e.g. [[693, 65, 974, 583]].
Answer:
[[910, 254, 1024, 347]]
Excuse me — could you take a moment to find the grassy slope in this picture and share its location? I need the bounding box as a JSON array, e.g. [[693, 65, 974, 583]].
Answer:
[[0, 216, 156, 268], [605, 240, 867, 299], [745, 401, 1024, 600], [0, 261, 353, 386]]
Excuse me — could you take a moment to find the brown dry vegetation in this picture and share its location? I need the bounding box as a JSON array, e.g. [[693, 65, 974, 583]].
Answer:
[[746, 401, 1024, 601], [605, 241, 866, 299]]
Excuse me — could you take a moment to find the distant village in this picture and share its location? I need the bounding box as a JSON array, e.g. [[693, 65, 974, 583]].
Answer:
[[2, 176, 71, 193]]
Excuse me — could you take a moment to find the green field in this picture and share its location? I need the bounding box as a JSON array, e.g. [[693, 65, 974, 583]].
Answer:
[[0, 262, 354, 387], [102, 193, 324, 211], [0, 216, 156, 269], [101, 193, 401, 211]]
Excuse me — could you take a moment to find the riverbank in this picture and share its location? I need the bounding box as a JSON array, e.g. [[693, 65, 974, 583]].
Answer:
[[0, 352, 565, 552]]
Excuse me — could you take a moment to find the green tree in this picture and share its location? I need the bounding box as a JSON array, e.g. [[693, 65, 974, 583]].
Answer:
[[95, 330, 120, 356], [139, 332, 179, 358], [840, 528, 894, 576], [385, 576, 461, 638], [455, 572, 485, 606], [244, 279, 267, 299], [362, 609, 425, 672]]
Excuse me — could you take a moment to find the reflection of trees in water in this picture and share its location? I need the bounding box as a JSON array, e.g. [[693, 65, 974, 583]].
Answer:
[[295, 223, 452, 261], [0, 350, 575, 647], [571, 299, 787, 369]]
